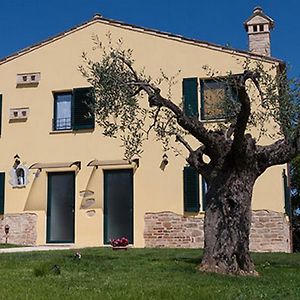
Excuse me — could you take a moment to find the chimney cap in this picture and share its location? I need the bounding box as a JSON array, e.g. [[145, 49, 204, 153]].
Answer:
[[244, 6, 275, 30], [253, 6, 263, 14]]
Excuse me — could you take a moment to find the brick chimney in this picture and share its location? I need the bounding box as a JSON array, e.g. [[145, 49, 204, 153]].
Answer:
[[244, 7, 275, 56]]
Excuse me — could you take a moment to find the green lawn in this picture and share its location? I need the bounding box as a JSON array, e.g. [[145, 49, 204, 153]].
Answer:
[[0, 243, 27, 248], [0, 248, 299, 299]]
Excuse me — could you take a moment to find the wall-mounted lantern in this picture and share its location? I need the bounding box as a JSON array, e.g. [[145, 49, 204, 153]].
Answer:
[[159, 154, 169, 171], [4, 224, 10, 244]]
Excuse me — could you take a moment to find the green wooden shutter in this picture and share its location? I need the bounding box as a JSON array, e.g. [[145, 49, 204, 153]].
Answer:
[[0, 94, 2, 135], [0, 173, 5, 214], [283, 170, 291, 217], [202, 176, 207, 211], [183, 78, 199, 118], [183, 166, 200, 212], [73, 87, 95, 130]]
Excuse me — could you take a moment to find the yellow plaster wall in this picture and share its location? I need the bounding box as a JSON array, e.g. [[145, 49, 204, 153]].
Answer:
[[0, 21, 287, 247]]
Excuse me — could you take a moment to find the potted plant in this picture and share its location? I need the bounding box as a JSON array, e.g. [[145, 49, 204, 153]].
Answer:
[[110, 237, 129, 250]]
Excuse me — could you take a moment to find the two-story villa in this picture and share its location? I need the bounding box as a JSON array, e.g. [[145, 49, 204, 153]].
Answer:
[[0, 7, 291, 252]]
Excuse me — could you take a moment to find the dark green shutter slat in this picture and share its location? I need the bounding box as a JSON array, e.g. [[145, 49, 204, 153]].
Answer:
[[183, 166, 200, 212], [0, 173, 5, 214], [183, 78, 199, 118], [283, 170, 291, 217], [73, 87, 95, 130], [0, 94, 2, 135], [202, 177, 207, 211]]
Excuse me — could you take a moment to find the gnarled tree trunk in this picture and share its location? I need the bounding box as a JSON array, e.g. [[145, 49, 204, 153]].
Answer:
[[199, 168, 258, 275]]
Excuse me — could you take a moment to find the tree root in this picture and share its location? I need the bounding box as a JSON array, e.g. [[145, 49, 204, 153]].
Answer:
[[198, 262, 259, 277]]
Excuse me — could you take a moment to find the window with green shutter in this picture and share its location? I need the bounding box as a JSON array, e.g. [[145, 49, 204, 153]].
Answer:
[[0, 173, 5, 214], [183, 166, 200, 212], [183, 78, 199, 118], [53, 87, 94, 131]]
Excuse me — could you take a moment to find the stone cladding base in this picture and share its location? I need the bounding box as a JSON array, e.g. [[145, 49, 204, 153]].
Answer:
[[144, 210, 291, 253], [0, 213, 37, 245]]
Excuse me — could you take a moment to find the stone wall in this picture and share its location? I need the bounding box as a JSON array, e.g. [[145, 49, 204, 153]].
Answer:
[[144, 211, 204, 248], [250, 210, 291, 252], [144, 210, 291, 253], [0, 213, 37, 245]]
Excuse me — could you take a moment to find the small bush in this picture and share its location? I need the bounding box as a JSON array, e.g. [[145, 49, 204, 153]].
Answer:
[[33, 263, 49, 277], [33, 263, 61, 277]]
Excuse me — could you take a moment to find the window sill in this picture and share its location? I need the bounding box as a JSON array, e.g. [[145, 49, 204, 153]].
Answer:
[[12, 185, 26, 189], [49, 128, 95, 135], [200, 118, 227, 123], [184, 211, 205, 217], [49, 130, 74, 134]]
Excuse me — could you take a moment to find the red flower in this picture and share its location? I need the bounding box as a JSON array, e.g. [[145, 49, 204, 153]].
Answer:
[[110, 237, 129, 247]]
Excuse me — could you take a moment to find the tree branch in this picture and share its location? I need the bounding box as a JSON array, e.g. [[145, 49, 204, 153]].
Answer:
[[256, 138, 297, 173], [225, 121, 236, 140], [175, 134, 194, 152], [231, 71, 260, 155], [187, 146, 211, 180], [175, 134, 212, 180], [117, 55, 139, 81], [145, 107, 161, 138], [232, 71, 251, 155], [145, 90, 223, 159]]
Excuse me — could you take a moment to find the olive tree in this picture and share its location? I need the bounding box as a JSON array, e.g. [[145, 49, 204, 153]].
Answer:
[[80, 36, 300, 275]]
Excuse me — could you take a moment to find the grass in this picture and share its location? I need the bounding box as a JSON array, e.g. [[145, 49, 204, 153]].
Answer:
[[0, 243, 27, 248], [0, 248, 299, 299]]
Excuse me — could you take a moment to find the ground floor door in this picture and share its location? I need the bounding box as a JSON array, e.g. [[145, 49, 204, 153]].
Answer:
[[47, 172, 75, 243], [104, 169, 133, 244]]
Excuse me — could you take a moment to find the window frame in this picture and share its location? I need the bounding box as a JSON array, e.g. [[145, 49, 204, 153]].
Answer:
[[199, 76, 239, 122], [53, 91, 73, 131]]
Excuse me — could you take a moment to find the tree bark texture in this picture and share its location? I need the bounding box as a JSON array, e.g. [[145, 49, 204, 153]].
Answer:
[[200, 168, 258, 275]]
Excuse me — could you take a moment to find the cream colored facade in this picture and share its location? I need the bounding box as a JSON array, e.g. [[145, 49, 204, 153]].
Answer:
[[0, 15, 289, 248]]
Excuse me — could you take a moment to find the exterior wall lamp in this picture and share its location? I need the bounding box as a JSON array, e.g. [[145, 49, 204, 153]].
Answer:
[[4, 224, 10, 244], [160, 154, 169, 171]]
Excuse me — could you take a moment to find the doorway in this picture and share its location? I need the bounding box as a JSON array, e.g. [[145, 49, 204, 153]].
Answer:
[[103, 169, 133, 244], [47, 172, 75, 243]]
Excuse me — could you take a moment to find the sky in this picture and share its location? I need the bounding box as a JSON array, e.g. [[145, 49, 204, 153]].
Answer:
[[0, 1, 299, 76]]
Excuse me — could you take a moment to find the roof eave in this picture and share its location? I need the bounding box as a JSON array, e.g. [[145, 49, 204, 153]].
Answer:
[[0, 16, 283, 66]]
